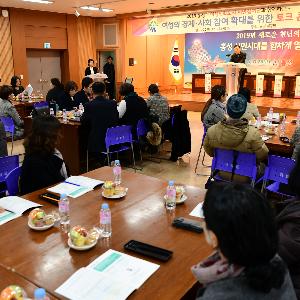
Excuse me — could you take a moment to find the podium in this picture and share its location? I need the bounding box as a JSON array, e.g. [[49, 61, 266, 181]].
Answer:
[[88, 73, 108, 82], [216, 63, 246, 97]]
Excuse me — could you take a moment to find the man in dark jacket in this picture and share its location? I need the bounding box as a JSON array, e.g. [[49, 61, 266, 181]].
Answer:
[[230, 45, 247, 89], [81, 82, 118, 156], [277, 153, 300, 299], [118, 83, 148, 137], [74, 77, 93, 107], [103, 56, 115, 100]]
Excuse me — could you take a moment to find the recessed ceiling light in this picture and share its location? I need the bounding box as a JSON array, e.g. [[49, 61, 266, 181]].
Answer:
[[22, 0, 54, 3], [101, 8, 113, 12], [80, 6, 99, 11], [80, 6, 113, 12]]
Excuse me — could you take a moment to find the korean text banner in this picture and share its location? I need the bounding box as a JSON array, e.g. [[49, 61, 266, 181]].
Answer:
[[131, 5, 300, 36], [184, 29, 300, 88]]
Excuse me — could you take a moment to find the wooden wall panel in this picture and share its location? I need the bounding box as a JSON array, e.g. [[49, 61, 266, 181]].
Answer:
[[77, 17, 96, 80], [0, 15, 14, 84]]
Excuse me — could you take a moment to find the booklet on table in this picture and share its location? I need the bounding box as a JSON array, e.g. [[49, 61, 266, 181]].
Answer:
[[0, 196, 41, 225], [47, 176, 104, 198], [55, 249, 160, 300]]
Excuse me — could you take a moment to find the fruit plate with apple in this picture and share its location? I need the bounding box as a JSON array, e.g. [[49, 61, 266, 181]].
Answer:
[[68, 225, 99, 251]]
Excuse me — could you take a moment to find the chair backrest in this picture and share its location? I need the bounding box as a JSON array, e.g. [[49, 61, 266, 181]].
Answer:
[[33, 101, 49, 109], [5, 166, 21, 196], [234, 152, 257, 182], [105, 125, 133, 148], [212, 148, 234, 173], [263, 155, 295, 184], [33, 101, 50, 117], [0, 155, 19, 181], [0, 117, 14, 134], [136, 119, 148, 138]]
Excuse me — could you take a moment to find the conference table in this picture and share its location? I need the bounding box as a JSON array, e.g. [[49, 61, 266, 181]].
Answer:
[[261, 119, 296, 156], [0, 266, 56, 299], [0, 167, 211, 299]]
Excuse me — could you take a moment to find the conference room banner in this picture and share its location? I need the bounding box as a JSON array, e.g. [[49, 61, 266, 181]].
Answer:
[[184, 29, 300, 88], [131, 5, 300, 36]]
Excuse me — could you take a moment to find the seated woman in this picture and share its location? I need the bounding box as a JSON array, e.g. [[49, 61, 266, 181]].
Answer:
[[46, 78, 64, 104], [239, 87, 260, 121], [277, 152, 300, 299], [10, 75, 24, 97], [290, 126, 300, 160], [192, 182, 296, 299], [20, 115, 68, 195], [0, 85, 24, 138], [147, 84, 170, 126], [57, 81, 78, 111], [201, 85, 227, 129]]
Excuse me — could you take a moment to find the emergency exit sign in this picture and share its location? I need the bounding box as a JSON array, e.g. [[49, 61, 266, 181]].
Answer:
[[44, 42, 51, 49]]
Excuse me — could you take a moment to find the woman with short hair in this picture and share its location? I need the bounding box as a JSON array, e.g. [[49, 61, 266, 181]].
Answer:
[[46, 78, 64, 104], [20, 115, 68, 195], [57, 80, 78, 111], [10, 75, 24, 97], [192, 182, 296, 299]]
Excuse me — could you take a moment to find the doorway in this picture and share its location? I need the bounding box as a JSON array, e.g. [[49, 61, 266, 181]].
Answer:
[[27, 50, 62, 97], [98, 50, 115, 74]]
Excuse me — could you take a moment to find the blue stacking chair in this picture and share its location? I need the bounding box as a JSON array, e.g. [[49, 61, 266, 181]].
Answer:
[[262, 155, 296, 197], [102, 125, 136, 170], [0, 155, 19, 194], [210, 148, 257, 187], [5, 166, 21, 196]]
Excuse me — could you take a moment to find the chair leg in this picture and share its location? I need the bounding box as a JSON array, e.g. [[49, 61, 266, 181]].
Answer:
[[106, 149, 110, 166], [194, 145, 203, 173], [11, 136, 14, 156], [201, 151, 206, 166], [131, 143, 136, 172]]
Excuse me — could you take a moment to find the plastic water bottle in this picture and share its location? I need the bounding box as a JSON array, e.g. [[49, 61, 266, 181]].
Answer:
[[62, 109, 67, 123], [165, 180, 176, 210], [257, 114, 262, 128], [113, 160, 122, 185], [100, 203, 111, 237], [297, 111, 300, 127], [59, 193, 70, 232], [34, 288, 50, 300], [268, 107, 273, 123], [280, 115, 286, 136], [79, 102, 84, 113], [49, 108, 54, 116]]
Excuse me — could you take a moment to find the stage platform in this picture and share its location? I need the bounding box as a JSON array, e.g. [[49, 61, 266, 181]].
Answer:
[[141, 90, 300, 117]]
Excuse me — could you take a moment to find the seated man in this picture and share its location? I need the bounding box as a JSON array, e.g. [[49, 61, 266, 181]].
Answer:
[[81, 82, 119, 161], [204, 94, 268, 181], [118, 83, 148, 135], [147, 84, 170, 127], [74, 77, 93, 107]]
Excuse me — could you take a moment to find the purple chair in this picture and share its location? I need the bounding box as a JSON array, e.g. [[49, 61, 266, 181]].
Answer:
[[195, 124, 208, 173], [102, 125, 136, 170], [0, 117, 15, 155], [136, 119, 148, 163], [5, 166, 21, 196], [262, 155, 296, 197], [0, 155, 19, 193], [33, 101, 49, 109], [211, 149, 257, 187]]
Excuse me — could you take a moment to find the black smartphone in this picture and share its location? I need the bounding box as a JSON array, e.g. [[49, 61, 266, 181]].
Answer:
[[124, 240, 173, 262], [172, 217, 203, 233], [39, 192, 60, 205]]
